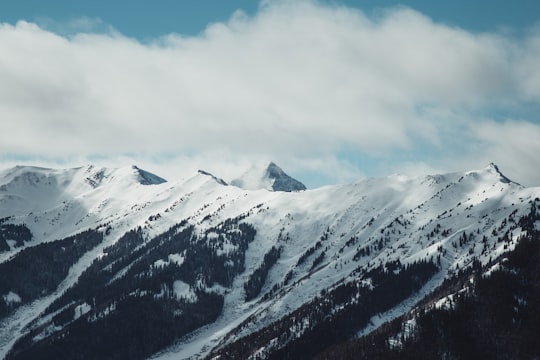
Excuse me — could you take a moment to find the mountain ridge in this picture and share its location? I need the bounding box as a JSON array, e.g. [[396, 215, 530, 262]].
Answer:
[[0, 162, 538, 359]]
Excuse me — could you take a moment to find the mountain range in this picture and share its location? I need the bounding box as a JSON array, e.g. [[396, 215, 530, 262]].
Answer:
[[0, 162, 538, 359]]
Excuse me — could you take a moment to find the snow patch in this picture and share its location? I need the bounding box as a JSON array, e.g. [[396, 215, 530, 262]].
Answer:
[[154, 259, 168, 268], [32, 324, 63, 342], [168, 254, 185, 267], [3, 292, 21, 305], [74, 302, 91, 320], [173, 281, 197, 303], [153, 253, 185, 268], [483, 263, 502, 278], [387, 318, 416, 349]]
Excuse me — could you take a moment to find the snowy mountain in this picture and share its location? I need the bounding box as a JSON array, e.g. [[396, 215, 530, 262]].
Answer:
[[230, 162, 306, 192], [0, 163, 538, 359]]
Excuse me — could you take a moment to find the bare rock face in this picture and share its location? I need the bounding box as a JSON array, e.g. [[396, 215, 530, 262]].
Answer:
[[265, 162, 306, 192]]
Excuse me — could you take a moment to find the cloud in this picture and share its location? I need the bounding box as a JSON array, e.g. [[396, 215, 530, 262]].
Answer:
[[0, 0, 539, 186], [34, 16, 117, 36], [467, 120, 540, 186]]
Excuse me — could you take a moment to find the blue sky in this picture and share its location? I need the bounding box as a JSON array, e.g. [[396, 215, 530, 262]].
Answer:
[[1, 0, 540, 187], [2, 0, 539, 37]]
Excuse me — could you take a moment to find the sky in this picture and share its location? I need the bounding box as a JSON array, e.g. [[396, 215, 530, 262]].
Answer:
[[1, 0, 540, 188]]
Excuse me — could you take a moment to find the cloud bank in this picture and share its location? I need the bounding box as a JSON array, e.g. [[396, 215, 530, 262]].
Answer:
[[1, 1, 539, 186]]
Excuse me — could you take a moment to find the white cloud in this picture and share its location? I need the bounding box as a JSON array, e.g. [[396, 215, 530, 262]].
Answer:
[[35, 16, 116, 36], [466, 120, 540, 186], [0, 0, 539, 186]]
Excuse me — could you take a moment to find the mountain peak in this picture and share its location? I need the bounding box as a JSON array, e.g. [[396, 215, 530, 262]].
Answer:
[[486, 162, 515, 185], [131, 166, 167, 185], [265, 162, 285, 178], [264, 162, 306, 192], [231, 162, 306, 192]]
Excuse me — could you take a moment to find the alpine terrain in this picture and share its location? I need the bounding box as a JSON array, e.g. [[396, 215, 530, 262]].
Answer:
[[0, 162, 539, 359]]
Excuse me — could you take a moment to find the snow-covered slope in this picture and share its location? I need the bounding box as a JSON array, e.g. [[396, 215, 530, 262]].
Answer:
[[0, 163, 538, 359]]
